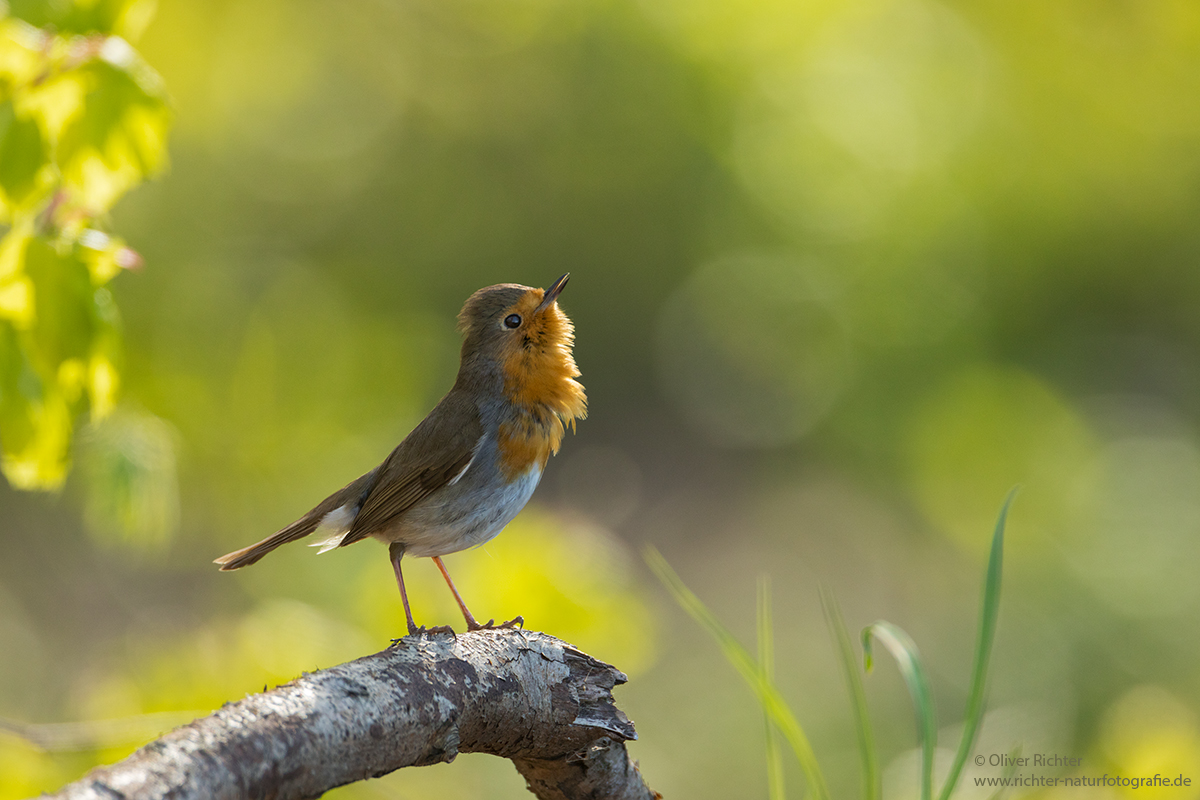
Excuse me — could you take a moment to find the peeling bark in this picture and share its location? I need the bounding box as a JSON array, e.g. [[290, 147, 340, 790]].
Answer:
[[42, 630, 659, 800]]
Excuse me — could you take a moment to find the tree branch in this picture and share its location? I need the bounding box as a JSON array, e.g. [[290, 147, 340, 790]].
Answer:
[[43, 629, 659, 800]]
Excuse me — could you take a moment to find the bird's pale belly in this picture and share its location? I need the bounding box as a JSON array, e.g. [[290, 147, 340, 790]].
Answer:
[[374, 463, 543, 558]]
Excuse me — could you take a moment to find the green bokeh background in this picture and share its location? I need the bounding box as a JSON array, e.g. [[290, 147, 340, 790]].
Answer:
[[4, 0, 1200, 798]]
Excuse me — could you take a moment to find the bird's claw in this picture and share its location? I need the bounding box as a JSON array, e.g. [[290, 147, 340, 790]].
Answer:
[[403, 624, 457, 638], [467, 615, 524, 632]]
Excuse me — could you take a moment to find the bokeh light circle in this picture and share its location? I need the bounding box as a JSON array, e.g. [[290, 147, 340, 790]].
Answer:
[[656, 253, 853, 448]]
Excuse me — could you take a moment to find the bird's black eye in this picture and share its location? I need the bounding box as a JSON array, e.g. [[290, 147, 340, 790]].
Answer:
[[504, 314, 522, 329]]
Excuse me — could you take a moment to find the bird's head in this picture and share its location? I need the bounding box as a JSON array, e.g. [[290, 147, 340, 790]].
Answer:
[[456, 274, 587, 424]]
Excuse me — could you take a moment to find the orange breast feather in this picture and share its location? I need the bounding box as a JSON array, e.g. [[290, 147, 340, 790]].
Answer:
[[497, 297, 587, 479]]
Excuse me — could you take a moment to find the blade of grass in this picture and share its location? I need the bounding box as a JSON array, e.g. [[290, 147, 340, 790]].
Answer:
[[821, 587, 879, 800], [646, 546, 830, 800], [862, 621, 937, 800], [759, 577, 786, 800], [936, 488, 1016, 800]]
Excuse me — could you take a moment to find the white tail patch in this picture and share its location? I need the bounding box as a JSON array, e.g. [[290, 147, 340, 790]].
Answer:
[[308, 504, 356, 554]]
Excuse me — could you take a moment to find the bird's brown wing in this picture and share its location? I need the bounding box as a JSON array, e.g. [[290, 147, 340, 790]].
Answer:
[[338, 390, 483, 546]]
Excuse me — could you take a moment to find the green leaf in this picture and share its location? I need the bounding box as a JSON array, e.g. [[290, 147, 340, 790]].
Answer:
[[0, 221, 35, 327], [0, 18, 44, 92], [86, 286, 121, 418], [646, 546, 830, 800], [0, 321, 73, 489], [758, 577, 786, 800], [936, 489, 1015, 800], [0, 228, 126, 489], [862, 620, 937, 800], [15, 68, 89, 148], [23, 235, 98, 372], [0, 100, 54, 216], [57, 58, 170, 212], [7, 0, 157, 40], [821, 587, 880, 800]]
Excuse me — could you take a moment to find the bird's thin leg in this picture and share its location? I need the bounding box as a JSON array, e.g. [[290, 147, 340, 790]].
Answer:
[[391, 543, 452, 636], [432, 556, 480, 628], [390, 544, 420, 635], [432, 556, 523, 632]]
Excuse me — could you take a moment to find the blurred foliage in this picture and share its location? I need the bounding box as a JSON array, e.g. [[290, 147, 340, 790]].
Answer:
[[79, 407, 177, 549], [0, 0, 168, 489], [1, 0, 1200, 797]]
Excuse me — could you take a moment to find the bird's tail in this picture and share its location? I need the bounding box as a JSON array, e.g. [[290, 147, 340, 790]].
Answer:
[[213, 517, 323, 571], [213, 469, 378, 571]]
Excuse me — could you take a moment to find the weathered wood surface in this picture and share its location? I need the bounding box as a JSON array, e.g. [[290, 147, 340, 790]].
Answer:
[[42, 629, 659, 800]]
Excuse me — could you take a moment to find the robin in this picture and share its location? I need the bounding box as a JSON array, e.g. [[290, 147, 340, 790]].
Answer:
[[214, 274, 586, 636]]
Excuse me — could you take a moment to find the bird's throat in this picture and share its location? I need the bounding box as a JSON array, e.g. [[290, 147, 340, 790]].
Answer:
[[495, 299, 587, 480]]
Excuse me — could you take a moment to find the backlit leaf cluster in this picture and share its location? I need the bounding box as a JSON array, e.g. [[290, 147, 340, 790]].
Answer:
[[0, 1, 168, 489]]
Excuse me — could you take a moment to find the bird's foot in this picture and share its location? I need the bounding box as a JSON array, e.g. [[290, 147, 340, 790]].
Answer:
[[400, 623, 456, 639], [467, 615, 524, 632]]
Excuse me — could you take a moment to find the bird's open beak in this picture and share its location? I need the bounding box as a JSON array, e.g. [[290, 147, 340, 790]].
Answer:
[[535, 273, 570, 314]]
